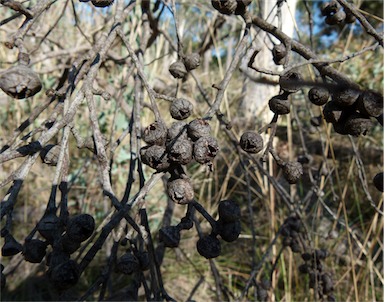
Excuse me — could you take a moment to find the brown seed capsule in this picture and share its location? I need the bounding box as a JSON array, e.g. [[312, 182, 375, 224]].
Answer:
[[240, 131, 264, 154], [167, 139, 193, 165], [218, 200, 240, 223], [49, 260, 80, 290], [315, 249, 328, 261], [322, 101, 344, 123], [0, 65, 42, 99], [211, 0, 237, 15], [37, 213, 61, 243], [196, 235, 221, 259], [159, 226, 181, 248], [116, 253, 140, 275], [1, 233, 22, 257], [143, 121, 167, 146], [140, 145, 170, 171], [284, 216, 301, 232], [290, 238, 301, 253], [47, 249, 70, 268], [188, 119, 211, 141], [272, 43, 287, 65], [357, 89, 383, 118], [308, 87, 330, 106], [91, 0, 114, 7], [170, 98, 193, 120], [193, 136, 219, 164], [282, 161, 303, 184], [23, 239, 47, 263], [321, 0, 339, 16], [279, 71, 303, 93], [373, 172, 383, 192], [325, 10, 346, 25], [167, 121, 188, 141], [344, 11, 356, 24], [217, 220, 241, 242], [169, 60, 187, 79], [66, 214, 95, 243], [344, 114, 373, 136], [40, 144, 61, 166], [183, 53, 200, 71], [332, 88, 360, 107], [322, 273, 334, 294], [269, 95, 290, 115], [167, 178, 194, 204]]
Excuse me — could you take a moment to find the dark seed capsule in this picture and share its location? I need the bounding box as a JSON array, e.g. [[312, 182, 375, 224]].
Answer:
[[1, 233, 22, 257], [269, 95, 290, 115], [167, 178, 194, 205], [332, 88, 360, 107], [343, 114, 372, 136], [308, 87, 329, 106], [325, 10, 346, 25], [357, 89, 384, 118], [344, 11, 356, 23], [279, 71, 303, 93], [143, 121, 167, 146], [23, 239, 47, 263], [61, 234, 81, 254], [196, 235, 221, 259], [37, 213, 61, 243], [137, 251, 150, 271], [117, 253, 140, 275], [178, 217, 194, 230], [217, 220, 241, 242], [290, 239, 301, 253], [183, 53, 200, 71], [322, 273, 334, 294], [272, 43, 287, 65], [302, 252, 312, 261], [218, 200, 240, 223], [167, 121, 188, 141], [234, 0, 252, 15], [159, 226, 181, 248], [169, 60, 187, 79], [321, 0, 339, 16], [140, 145, 170, 171], [0, 65, 42, 99], [322, 101, 344, 124], [49, 260, 80, 290], [168, 139, 193, 165], [211, 0, 237, 15], [298, 263, 309, 274], [282, 161, 303, 184], [373, 172, 384, 192], [193, 136, 219, 164], [66, 214, 95, 243], [170, 98, 193, 120], [91, 0, 114, 7], [188, 119, 211, 141], [40, 144, 61, 166], [47, 249, 70, 268], [239, 131, 264, 154]]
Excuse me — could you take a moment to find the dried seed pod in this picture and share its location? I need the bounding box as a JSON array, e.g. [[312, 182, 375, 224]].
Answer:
[[137, 252, 150, 271], [322, 273, 334, 294], [234, 0, 252, 15], [322, 101, 344, 123], [117, 253, 140, 275], [196, 235, 221, 259], [284, 216, 301, 232], [344, 114, 372, 136], [169, 60, 187, 79], [344, 11, 356, 23], [140, 145, 170, 171], [310, 115, 323, 127], [143, 121, 167, 146], [272, 43, 287, 65], [167, 178, 194, 204], [40, 144, 61, 166], [91, 0, 114, 7], [0, 65, 42, 99], [282, 161, 303, 184], [61, 234, 81, 254], [332, 88, 360, 107], [290, 238, 301, 253], [159, 226, 181, 248], [193, 136, 219, 164], [66, 214, 95, 242], [218, 200, 240, 223], [188, 119, 211, 141], [178, 217, 194, 230], [37, 213, 61, 243], [1, 233, 22, 256], [183, 53, 200, 71], [170, 98, 193, 120], [49, 260, 80, 290], [373, 172, 383, 192], [23, 239, 47, 263], [302, 252, 312, 261], [308, 87, 330, 106], [315, 249, 328, 261], [321, 0, 339, 16], [325, 10, 346, 25], [47, 249, 70, 269], [168, 139, 193, 165], [211, 0, 237, 15], [269, 95, 290, 115], [240, 131, 264, 154], [217, 220, 241, 242], [167, 121, 188, 141], [279, 71, 303, 93], [298, 263, 309, 274], [357, 89, 383, 118]]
